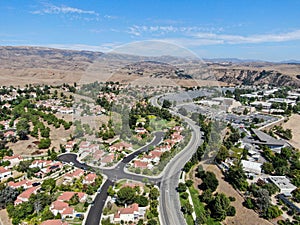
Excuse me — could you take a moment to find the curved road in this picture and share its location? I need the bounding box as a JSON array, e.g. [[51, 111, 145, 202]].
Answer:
[[58, 132, 164, 225], [150, 96, 203, 225], [58, 95, 202, 225]]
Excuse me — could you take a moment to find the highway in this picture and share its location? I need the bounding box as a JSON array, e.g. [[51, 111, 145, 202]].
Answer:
[[150, 96, 203, 225]]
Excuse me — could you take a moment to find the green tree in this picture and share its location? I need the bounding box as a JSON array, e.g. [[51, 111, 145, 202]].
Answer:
[[69, 193, 80, 205], [41, 178, 56, 193], [262, 162, 274, 174], [215, 145, 229, 163], [117, 187, 136, 205], [16, 118, 30, 140], [177, 183, 187, 193], [201, 171, 219, 192], [162, 99, 172, 108], [181, 202, 193, 214], [226, 163, 248, 191], [38, 138, 51, 149], [209, 193, 231, 221], [263, 205, 282, 219], [149, 187, 160, 200], [134, 195, 149, 207]]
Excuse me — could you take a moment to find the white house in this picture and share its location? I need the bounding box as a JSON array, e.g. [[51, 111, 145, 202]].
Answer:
[[269, 176, 297, 196], [114, 203, 140, 223], [241, 160, 262, 174], [0, 166, 11, 179]]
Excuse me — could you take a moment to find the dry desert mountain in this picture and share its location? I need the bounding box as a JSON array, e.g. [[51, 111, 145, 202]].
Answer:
[[0, 46, 300, 87]]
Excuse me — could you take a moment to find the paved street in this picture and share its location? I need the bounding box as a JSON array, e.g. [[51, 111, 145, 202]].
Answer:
[[58, 95, 202, 225], [58, 132, 164, 225], [151, 95, 203, 225]]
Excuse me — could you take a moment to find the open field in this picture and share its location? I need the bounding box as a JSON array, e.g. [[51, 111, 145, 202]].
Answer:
[[202, 164, 272, 225], [282, 114, 300, 150]]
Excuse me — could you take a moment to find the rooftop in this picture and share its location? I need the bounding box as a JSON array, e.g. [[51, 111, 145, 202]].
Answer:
[[269, 176, 297, 191]]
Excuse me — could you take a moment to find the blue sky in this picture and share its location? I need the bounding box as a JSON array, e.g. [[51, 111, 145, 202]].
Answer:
[[1, 0, 300, 61]]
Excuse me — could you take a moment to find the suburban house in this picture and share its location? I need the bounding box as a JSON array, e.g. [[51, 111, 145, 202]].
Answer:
[[3, 154, 22, 168], [269, 176, 297, 196], [15, 186, 39, 205], [109, 142, 133, 152], [64, 169, 85, 182], [8, 180, 33, 189], [65, 141, 76, 152], [133, 160, 153, 170], [57, 191, 86, 203], [0, 166, 11, 180], [29, 159, 52, 169], [83, 173, 97, 185], [100, 153, 115, 164], [50, 200, 75, 219], [114, 203, 140, 223], [41, 219, 68, 225]]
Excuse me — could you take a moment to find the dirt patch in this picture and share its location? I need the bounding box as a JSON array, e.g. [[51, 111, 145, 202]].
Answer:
[[282, 114, 300, 150], [201, 163, 272, 225], [0, 209, 12, 225]]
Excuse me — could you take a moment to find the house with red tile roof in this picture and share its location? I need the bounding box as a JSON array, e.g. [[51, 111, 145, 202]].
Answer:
[[4, 130, 16, 138], [0, 166, 11, 180], [57, 192, 86, 203], [40, 162, 63, 175], [79, 141, 91, 152], [29, 160, 52, 169], [8, 180, 33, 189], [93, 150, 105, 161], [146, 150, 163, 164], [50, 200, 75, 219], [114, 203, 140, 223], [64, 169, 84, 183], [171, 132, 183, 143], [135, 127, 147, 134], [65, 141, 76, 152], [15, 186, 39, 205], [41, 219, 68, 225], [101, 153, 115, 164], [109, 142, 133, 152], [83, 173, 97, 185], [3, 154, 22, 168], [133, 160, 150, 170]]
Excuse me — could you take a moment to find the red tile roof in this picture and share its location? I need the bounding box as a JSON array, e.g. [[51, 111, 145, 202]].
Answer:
[[134, 160, 148, 168], [51, 200, 69, 210], [17, 186, 39, 201], [41, 220, 68, 225], [57, 192, 85, 202], [0, 166, 10, 174], [8, 180, 33, 189], [84, 173, 97, 183]]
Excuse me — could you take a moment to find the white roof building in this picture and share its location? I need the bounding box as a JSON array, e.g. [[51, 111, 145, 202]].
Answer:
[[269, 176, 297, 196], [241, 160, 262, 174]]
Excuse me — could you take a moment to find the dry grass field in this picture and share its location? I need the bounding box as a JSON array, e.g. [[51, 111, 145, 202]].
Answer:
[[191, 163, 272, 225], [282, 114, 300, 150]]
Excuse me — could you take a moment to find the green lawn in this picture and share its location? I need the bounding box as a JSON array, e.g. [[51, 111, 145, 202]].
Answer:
[[188, 185, 221, 225], [188, 186, 205, 217], [179, 194, 194, 225], [149, 118, 176, 130], [74, 202, 87, 212]]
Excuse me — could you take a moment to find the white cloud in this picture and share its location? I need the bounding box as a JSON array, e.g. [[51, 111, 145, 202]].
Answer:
[[31, 3, 99, 16], [192, 30, 300, 44], [34, 43, 122, 52], [127, 25, 224, 36]]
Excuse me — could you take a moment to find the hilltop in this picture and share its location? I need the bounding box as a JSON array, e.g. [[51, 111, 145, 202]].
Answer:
[[0, 46, 300, 87]]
